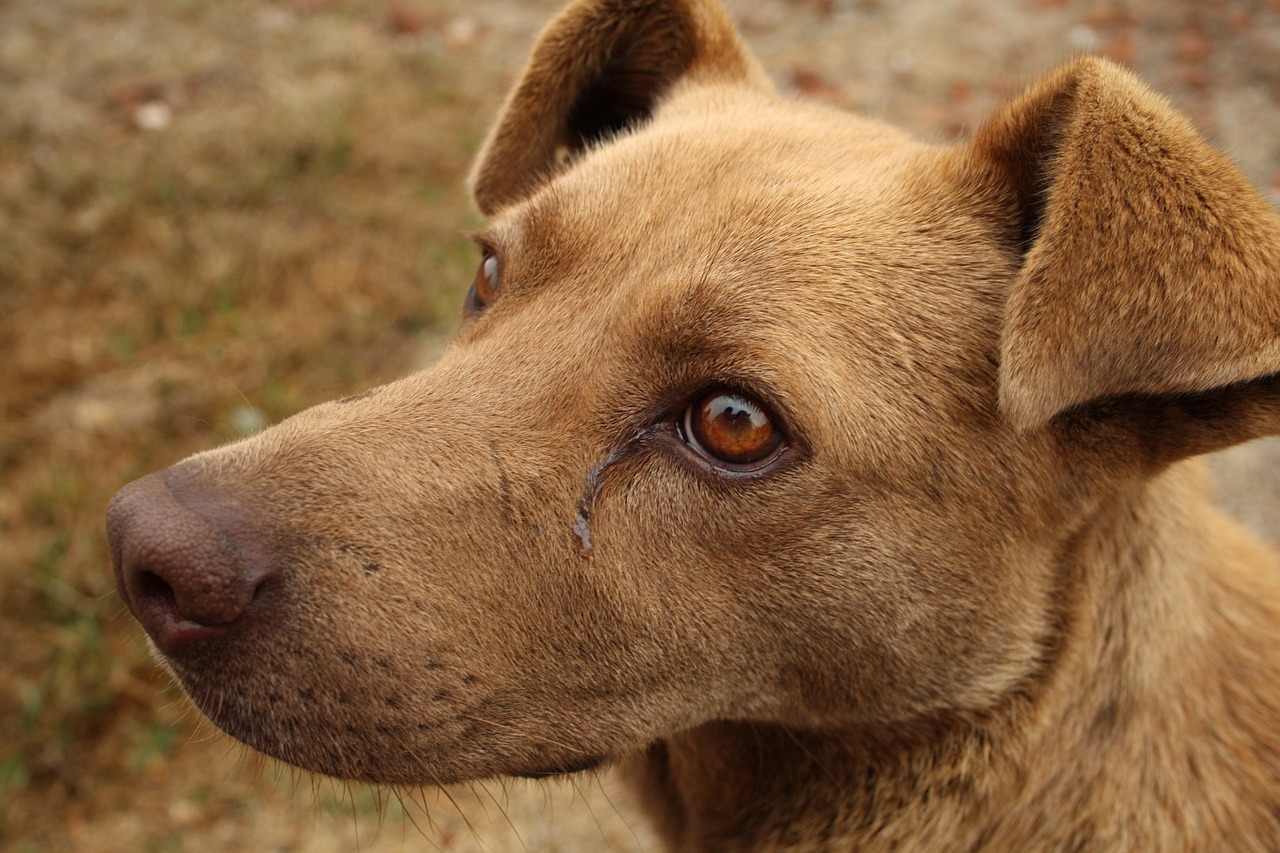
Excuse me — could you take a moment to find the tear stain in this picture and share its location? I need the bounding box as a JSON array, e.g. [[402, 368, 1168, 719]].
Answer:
[[571, 511, 594, 554], [573, 448, 621, 556], [573, 426, 662, 556]]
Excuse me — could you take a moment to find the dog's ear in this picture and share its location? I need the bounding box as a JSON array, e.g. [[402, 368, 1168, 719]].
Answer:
[[469, 0, 770, 215], [972, 57, 1280, 457]]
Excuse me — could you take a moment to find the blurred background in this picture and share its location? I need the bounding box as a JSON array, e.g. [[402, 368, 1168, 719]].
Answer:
[[3, 0, 1278, 850]]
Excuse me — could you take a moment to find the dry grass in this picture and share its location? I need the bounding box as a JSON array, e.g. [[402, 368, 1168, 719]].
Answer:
[[3, 0, 1278, 850]]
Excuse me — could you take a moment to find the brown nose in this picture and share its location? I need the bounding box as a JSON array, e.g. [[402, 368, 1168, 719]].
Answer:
[[106, 464, 278, 655]]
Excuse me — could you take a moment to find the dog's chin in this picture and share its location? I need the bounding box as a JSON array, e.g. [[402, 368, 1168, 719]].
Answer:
[[219, 716, 609, 787], [158, 654, 613, 786]]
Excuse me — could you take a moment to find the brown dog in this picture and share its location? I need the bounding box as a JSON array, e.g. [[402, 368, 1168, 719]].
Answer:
[[107, 0, 1280, 849]]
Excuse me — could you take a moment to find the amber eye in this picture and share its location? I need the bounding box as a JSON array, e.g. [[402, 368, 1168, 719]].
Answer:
[[682, 389, 785, 468], [469, 252, 499, 310]]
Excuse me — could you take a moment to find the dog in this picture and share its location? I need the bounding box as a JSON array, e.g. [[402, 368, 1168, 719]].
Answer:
[[106, 0, 1280, 849]]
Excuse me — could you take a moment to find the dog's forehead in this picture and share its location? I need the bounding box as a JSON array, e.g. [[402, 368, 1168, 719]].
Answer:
[[494, 89, 997, 338], [490, 87, 966, 314], [545, 87, 927, 243], [464, 88, 1008, 459]]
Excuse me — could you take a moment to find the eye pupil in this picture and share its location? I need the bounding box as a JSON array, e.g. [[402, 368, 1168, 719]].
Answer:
[[687, 390, 783, 467]]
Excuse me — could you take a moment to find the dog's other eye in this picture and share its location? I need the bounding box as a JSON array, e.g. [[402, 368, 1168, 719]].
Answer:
[[682, 390, 785, 469], [468, 252, 499, 311]]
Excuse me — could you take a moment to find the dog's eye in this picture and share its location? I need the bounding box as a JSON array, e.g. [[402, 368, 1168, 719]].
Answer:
[[682, 390, 785, 469], [468, 252, 499, 311]]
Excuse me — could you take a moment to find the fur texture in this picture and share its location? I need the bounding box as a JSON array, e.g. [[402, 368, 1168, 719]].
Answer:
[[107, 1, 1280, 850]]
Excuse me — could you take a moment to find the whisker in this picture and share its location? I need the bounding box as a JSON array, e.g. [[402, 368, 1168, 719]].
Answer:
[[477, 778, 529, 853], [591, 771, 648, 851]]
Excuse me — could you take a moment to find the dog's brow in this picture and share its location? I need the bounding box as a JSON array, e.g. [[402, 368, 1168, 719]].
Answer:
[[477, 195, 571, 282], [465, 230, 494, 253], [471, 217, 522, 254]]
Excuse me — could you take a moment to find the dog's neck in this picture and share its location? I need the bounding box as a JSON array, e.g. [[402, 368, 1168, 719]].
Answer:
[[622, 460, 1280, 852]]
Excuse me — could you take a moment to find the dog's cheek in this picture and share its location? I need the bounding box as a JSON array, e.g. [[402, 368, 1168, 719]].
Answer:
[[585, 457, 1056, 729], [804, 492, 1057, 726], [568, 460, 849, 719]]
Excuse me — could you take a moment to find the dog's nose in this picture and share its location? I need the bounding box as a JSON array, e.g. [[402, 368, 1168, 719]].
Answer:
[[106, 465, 277, 655]]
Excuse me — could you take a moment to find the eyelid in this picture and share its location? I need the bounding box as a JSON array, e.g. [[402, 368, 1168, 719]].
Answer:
[[467, 231, 499, 258]]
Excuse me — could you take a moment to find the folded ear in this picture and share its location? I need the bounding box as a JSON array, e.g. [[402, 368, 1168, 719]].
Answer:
[[971, 57, 1280, 454], [469, 0, 770, 215]]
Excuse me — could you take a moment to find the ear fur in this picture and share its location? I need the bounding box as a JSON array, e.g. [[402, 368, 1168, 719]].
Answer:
[[469, 0, 770, 215], [973, 57, 1280, 445]]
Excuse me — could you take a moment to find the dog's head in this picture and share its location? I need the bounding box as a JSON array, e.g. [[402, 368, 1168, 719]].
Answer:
[[107, 0, 1280, 785]]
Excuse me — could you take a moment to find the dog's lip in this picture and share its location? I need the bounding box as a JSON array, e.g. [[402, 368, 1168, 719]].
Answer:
[[511, 753, 608, 779], [145, 619, 234, 657]]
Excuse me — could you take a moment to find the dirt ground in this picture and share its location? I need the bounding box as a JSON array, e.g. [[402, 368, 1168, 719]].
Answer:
[[3, 0, 1279, 851]]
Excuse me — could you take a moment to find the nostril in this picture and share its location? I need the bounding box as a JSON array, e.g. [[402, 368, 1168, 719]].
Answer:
[[134, 569, 179, 616]]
